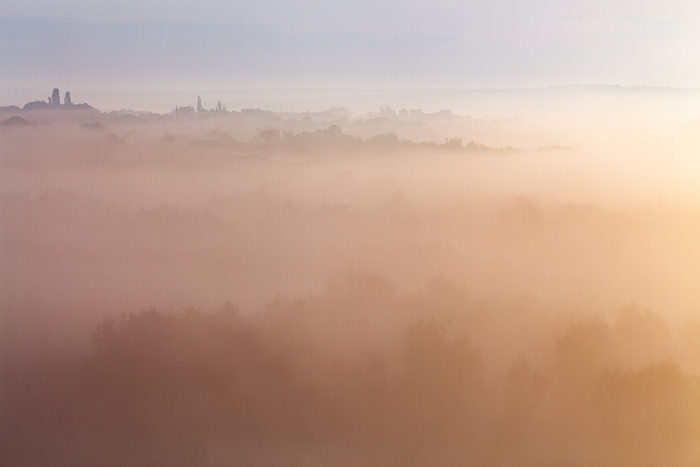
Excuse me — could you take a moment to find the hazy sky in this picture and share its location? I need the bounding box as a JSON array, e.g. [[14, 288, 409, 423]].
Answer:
[[2, 0, 700, 91]]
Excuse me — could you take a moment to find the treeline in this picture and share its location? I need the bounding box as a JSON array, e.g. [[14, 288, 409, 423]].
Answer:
[[1, 117, 513, 156], [3, 276, 700, 466], [197, 125, 515, 155]]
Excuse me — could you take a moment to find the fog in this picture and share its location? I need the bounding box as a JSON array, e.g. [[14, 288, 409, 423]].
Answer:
[[3, 90, 700, 466]]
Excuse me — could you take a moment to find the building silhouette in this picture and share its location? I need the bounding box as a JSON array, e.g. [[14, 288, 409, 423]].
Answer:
[[50, 88, 60, 106]]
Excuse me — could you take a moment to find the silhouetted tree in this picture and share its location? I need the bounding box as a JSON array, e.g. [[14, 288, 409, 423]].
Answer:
[[400, 319, 483, 442], [2, 116, 32, 126], [594, 361, 700, 465]]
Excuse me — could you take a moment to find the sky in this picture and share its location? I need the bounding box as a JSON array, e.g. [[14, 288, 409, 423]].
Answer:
[[2, 0, 700, 93]]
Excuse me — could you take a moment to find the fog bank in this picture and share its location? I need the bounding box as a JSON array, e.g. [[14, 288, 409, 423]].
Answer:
[[3, 94, 700, 465]]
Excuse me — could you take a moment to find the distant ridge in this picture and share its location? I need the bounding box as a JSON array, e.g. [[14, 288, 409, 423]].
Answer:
[[547, 84, 700, 93]]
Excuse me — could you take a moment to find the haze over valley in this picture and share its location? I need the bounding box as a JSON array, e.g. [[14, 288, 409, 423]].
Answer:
[[4, 1, 700, 465]]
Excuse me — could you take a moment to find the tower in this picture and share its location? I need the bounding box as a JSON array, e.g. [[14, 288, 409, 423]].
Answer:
[[51, 88, 60, 106]]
